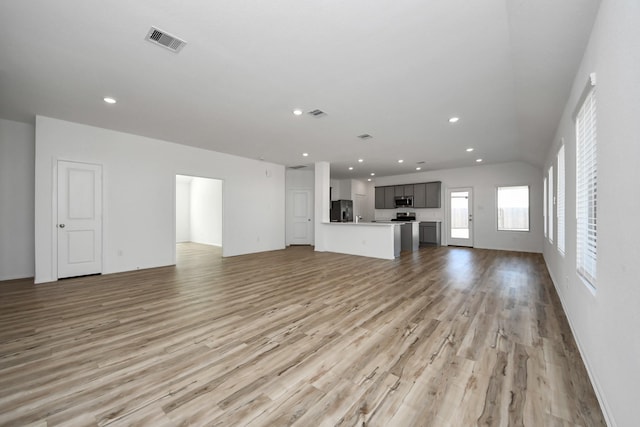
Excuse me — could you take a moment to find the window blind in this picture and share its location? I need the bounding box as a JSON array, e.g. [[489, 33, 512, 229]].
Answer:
[[543, 177, 548, 238], [548, 166, 554, 243], [576, 86, 597, 287], [557, 145, 565, 254]]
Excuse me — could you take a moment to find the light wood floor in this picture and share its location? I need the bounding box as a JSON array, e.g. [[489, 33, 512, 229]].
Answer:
[[0, 244, 605, 426]]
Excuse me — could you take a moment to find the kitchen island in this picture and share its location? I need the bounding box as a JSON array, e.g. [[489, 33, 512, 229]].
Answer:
[[320, 221, 419, 260]]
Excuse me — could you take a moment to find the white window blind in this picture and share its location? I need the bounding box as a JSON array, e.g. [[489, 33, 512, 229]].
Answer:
[[543, 177, 548, 238], [576, 86, 597, 287], [557, 145, 565, 254], [548, 166, 554, 243], [497, 186, 529, 231]]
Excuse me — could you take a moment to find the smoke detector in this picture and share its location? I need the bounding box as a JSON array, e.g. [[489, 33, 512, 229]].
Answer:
[[145, 27, 187, 53]]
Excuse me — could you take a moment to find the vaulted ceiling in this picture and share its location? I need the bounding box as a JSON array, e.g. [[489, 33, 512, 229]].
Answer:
[[0, 0, 600, 179]]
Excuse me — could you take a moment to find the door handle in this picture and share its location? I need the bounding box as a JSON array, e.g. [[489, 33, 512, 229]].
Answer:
[[59, 224, 65, 228]]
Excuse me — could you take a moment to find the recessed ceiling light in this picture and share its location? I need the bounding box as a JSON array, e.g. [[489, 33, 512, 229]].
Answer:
[[416, 167, 421, 170], [103, 97, 116, 104], [466, 148, 474, 152], [398, 160, 404, 163], [449, 117, 459, 123], [302, 153, 309, 157], [370, 173, 375, 176], [348, 167, 354, 170], [293, 109, 303, 116], [358, 159, 364, 163], [367, 178, 372, 182], [476, 158, 483, 162]]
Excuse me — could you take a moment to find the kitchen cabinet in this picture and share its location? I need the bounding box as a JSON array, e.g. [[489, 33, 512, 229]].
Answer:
[[384, 186, 395, 209], [375, 181, 441, 209], [375, 187, 385, 209], [425, 182, 441, 208], [419, 221, 441, 246], [413, 183, 426, 208], [375, 186, 396, 209]]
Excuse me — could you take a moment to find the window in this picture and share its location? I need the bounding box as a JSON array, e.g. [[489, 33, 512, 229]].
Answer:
[[497, 186, 529, 231], [576, 84, 597, 287], [557, 145, 566, 254], [548, 165, 554, 243], [543, 177, 548, 237]]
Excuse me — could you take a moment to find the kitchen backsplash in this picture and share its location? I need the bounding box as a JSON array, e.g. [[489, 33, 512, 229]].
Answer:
[[374, 208, 444, 222]]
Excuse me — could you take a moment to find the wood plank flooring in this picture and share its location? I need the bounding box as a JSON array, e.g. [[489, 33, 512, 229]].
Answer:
[[0, 244, 605, 426]]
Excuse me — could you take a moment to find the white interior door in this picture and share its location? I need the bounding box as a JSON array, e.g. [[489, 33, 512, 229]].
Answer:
[[290, 190, 313, 245], [448, 187, 474, 247], [57, 160, 103, 278]]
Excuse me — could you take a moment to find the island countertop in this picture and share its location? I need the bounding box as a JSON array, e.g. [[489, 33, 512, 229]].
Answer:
[[320, 221, 419, 259], [325, 221, 401, 226]]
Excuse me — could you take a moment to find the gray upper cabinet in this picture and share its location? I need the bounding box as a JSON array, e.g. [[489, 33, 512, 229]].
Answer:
[[425, 182, 441, 208], [375, 181, 441, 209], [413, 183, 426, 208], [384, 186, 395, 208], [375, 186, 385, 209]]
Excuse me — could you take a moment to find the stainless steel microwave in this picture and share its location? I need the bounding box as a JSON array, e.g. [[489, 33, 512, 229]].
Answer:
[[394, 196, 413, 208]]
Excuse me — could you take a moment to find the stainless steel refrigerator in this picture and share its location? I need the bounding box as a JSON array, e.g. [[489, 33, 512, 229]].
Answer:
[[330, 199, 353, 222]]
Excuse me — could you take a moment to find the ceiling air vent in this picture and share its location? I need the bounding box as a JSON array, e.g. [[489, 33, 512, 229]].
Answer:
[[307, 109, 327, 118], [357, 134, 373, 140], [288, 165, 308, 170], [145, 27, 187, 53]]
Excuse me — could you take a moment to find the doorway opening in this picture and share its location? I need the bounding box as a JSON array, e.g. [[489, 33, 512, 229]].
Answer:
[[175, 175, 223, 263]]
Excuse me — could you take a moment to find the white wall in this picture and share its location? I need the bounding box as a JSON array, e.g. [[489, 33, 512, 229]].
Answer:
[[327, 178, 375, 222], [350, 179, 375, 221], [175, 176, 191, 243], [314, 162, 330, 252], [542, 2, 640, 426], [190, 177, 222, 246], [0, 119, 35, 280], [330, 178, 351, 200], [374, 161, 544, 253], [35, 116, 285, 283]]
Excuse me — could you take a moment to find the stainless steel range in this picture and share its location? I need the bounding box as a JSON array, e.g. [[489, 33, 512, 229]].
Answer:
[[391, 212, 416, 222]]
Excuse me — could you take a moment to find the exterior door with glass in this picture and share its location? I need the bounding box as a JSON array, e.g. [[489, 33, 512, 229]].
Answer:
[[448, 188, 473, 247]]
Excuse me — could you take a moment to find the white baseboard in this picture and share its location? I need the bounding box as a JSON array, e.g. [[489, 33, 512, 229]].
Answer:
[[545, 261, 615, 427]]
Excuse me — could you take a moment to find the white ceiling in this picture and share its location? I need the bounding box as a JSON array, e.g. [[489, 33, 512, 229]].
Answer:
[[0, 0, 600, 179]]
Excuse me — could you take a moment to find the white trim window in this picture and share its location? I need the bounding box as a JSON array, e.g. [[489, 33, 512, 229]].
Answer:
[[543, 177, 548, 238], [557, 144, 566, 254], [497, 186, 529, 231], [576, 83, 597, 288], [548, 165, 554, 243]]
